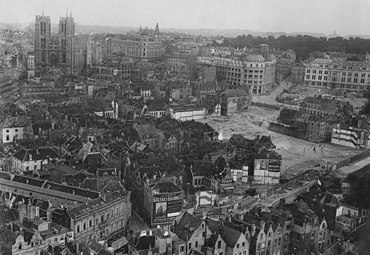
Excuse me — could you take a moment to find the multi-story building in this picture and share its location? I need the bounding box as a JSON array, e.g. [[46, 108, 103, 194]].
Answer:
[[109, 25, 164, 62], [285, 201, 330, 254], [300, 96, 353, 119], [197, 55, 276, 95], [54, 189, 131, 243], [11, 219, 74, 255], [26, 53, 35, 79], [276, 58, 295, 81], [253, 151, 282, 184], [0, 71, 19, 98], [92, 60, 137, 81], [331, 124, 370, 149], [304, 58, 370, 91], [168, 104, 206, 121], [11, 147, 60, 173], [86, 36, 103, 66], [306, 116, 333, 143], [0, 125, 25, 143], [128, 228, 173, 255], [291, 62, 306, 83], [220, 88, 251, 115], [165, 54, 192, 71], [143, 181, 183, 229], [173, 212, 213, 254]]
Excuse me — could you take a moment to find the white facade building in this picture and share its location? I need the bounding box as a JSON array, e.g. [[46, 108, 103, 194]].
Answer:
[[1, 126, 24, 143]]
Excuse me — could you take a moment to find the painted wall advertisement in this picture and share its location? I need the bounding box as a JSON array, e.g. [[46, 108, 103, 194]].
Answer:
[[268, 159, 281, 172], [152, 192, 183, 224]]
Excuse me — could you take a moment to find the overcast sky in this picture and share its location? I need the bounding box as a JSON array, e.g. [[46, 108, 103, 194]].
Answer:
[[1, 0, 370, 35]]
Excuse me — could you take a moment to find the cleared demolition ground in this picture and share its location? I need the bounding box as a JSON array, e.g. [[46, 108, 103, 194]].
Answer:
[[198, 106, 359, 178]]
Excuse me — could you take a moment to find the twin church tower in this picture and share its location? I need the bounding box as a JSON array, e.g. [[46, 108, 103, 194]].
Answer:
[[34, 11, 75, 76]]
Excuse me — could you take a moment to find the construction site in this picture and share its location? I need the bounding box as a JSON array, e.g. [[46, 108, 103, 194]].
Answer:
[[198, 105, 360, 178]]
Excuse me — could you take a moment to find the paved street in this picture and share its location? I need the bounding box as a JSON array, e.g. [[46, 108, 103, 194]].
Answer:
[[252, 78, 291, 104]]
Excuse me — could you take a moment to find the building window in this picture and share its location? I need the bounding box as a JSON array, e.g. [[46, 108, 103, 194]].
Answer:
[[6, 135, 9, 141], [218, 240, 222, 249], [180, 246, 184, 252], [195, 241, 198, 248], [189, 242, 192, 249]]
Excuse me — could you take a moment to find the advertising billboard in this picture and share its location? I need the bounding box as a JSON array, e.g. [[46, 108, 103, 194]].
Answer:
[[152, 192, 183, 224], [268, 159, 281, 172]]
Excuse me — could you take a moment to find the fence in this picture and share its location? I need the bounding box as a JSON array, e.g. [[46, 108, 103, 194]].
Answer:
[[251, 102, 281, 111], [330, 149, 370, 172]]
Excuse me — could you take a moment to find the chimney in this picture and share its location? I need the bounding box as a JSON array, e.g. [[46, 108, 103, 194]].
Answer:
[[148, 245, 152, 255], [261, 221, 265, 230], [19, 203, 26, 223], [186, 183, 190, 199], [35, 206, 40, 217], [251, 224, 256, 236], [27, 200, 32, 219], [47, 201, 53, 222]]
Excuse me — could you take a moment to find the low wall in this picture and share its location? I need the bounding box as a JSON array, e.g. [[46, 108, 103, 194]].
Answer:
[[251, 102, 281, 111]]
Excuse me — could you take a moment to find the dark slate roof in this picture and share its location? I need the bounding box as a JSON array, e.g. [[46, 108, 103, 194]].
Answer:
[[42, 163, 78, 183], [191, 160, 215, 177], [81, 175, 123, 194], [0, 171, 11, 180], [150, 182, 182, 193], [135, 236, 155, 250], [206, 218, 221, 233], [175, 212, 202, 241], [67, 190, 125, 219], [13, 147, 60, 161], [221, 225, 242, 248], [12, 175, 45, 187]]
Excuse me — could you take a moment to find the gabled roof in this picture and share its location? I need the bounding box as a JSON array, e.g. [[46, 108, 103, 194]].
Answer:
[[13, 147, 60, 162], [174, 212, 202, 241], [135, 235, 155, 250], [191, 160, 215, 177], [221, 225, 243, 248]]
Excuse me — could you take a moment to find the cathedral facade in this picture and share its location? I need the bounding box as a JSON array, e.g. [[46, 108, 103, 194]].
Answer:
[[34, 13, 81, 76]]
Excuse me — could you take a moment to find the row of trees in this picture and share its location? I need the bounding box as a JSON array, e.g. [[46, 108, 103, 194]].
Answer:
[[215, 35, 370, 60]]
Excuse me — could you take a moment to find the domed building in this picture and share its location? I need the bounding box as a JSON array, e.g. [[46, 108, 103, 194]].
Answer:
[[245, 54, 265, 62]]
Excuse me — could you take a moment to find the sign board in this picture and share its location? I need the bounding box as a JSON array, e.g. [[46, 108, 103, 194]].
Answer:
[[268, 159, 281, 172], [152, 192, 183, 224]]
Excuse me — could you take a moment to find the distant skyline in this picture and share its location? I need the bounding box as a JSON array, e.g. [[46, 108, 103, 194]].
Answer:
[[1, 0, 370, 36]]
